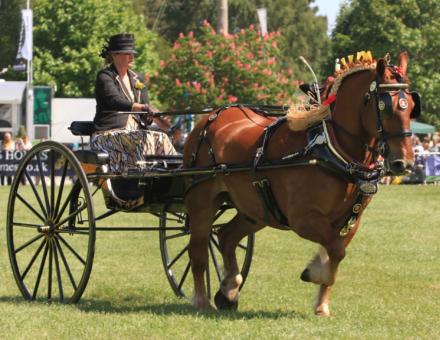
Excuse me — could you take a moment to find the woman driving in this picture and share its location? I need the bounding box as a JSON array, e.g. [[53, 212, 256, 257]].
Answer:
[[91, 33, 177, 173]]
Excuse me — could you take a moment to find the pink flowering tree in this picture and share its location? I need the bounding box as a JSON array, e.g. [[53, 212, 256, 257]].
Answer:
[[149, 21, 298, 110]]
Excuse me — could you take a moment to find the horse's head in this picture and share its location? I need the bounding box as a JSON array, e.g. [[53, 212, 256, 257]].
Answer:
[[370, 52, 420, 175]]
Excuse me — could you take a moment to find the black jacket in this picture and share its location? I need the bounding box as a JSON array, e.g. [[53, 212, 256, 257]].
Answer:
[[93, 64, 149, 131]]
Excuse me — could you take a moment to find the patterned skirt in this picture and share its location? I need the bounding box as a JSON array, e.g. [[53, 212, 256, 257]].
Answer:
[[91, 128, 178, 173]]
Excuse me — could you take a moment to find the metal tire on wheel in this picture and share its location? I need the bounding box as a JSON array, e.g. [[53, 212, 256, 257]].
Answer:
[[159, 209, 254, 298], [7, 141, 95, 303]]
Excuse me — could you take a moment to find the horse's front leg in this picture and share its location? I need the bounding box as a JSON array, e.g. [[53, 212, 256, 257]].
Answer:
[[302, 222, 361, 316]]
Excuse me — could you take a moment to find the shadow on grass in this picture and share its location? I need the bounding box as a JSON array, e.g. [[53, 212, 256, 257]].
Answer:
[[0, 295, 307, 320], [77, 298, 307, 320]]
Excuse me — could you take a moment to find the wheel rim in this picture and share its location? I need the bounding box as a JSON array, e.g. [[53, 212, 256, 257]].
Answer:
[[6, 141, 95, 303], [159, 209, 254, 298]]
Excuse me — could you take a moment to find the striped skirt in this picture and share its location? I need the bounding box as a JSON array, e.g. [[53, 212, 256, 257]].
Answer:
[[91, 128, 177, 173]]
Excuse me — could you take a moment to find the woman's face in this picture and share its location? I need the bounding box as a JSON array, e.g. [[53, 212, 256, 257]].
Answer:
[[111, 52, 134, 69]]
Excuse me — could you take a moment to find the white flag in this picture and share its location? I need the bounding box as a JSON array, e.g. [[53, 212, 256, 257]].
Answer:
[[257, 8, 268, 36], [20, 9, 33, 61]]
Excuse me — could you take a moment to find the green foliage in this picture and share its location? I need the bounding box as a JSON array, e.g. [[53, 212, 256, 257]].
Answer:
[[150, 22, 298, 110], [32, 0, 161, 97], [331, 0, 440, 127], [0, 0, 24, 68], [138, 0, 331, 81]]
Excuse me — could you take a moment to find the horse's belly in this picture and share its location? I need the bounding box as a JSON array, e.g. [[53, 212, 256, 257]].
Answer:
[[220, 167, 352, 227]]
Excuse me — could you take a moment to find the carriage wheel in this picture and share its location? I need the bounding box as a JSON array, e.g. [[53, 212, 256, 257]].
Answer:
[[159, 209, 254, 298], [6, 141, 95, 303]]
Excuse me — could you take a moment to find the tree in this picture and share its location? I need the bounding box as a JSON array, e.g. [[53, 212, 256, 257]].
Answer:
[[137, 0, 331, 80], [0, 0, 25, 69], [150, 22, 298, 110], [331, 0, 440, 126], [31, 0, 161, 97]]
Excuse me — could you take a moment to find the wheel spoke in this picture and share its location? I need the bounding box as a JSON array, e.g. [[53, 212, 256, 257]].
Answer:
[[48, 239, 53, 301], [20, 238, 47, 280], [31, 241, 49, 300], [54, 238, 77, 291], [13, 222, 42, 229], [24, 170, 48, 218], [52, 241, 64, 301], [177, 261, 191, 291], [16, 192, 46, 223], [53, 157, 69, 219], [50, 150, 56, 219], [14, 234, 44, 254], [164, 230, 189, 241], [237, 242, 248, 251], [54, 203, 87, 230], [54, 185, 81, 225], [209, 234, 221, 252], [36, 152, 51, 217], [167, 244, 189, 269], [56, 234, 86, 265], [209, 240, 222, 283]]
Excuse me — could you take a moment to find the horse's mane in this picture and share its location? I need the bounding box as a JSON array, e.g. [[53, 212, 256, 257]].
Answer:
[[287, 51, 376, 132]]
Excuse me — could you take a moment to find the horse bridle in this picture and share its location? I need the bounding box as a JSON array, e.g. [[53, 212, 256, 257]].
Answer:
[[366, 65, 421, 158]]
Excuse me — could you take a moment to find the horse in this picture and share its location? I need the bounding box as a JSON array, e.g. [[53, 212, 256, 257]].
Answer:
[[182, 52, 420, 316]]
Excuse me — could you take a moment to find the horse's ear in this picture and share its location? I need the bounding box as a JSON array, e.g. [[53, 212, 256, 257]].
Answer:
[[376, 58, 386, 78], [397, 51, 409, 75]]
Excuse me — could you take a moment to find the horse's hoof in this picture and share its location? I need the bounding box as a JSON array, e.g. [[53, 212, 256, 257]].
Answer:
[[314, 304, 331, 317], [214, 290, 238, 311], [300, 268, 311, 282]]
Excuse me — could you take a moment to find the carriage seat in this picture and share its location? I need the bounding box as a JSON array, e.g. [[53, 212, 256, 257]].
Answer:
[[69, 121, 95, 136]]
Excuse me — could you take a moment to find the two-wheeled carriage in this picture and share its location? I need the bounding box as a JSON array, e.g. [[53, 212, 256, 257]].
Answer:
[[6, 119, 255, 303]]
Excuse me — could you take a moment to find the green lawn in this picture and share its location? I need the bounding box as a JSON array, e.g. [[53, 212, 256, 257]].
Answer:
[[0, 184, 439, 339]]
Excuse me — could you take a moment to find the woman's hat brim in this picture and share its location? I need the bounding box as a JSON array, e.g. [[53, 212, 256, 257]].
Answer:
[[109, 49, 137, 55]]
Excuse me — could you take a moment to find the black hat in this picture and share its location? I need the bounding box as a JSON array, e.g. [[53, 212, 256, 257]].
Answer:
[[101, 33, 137, 57]]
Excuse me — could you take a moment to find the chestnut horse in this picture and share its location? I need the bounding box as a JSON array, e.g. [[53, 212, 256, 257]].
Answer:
[[183, 52, 419, 316]]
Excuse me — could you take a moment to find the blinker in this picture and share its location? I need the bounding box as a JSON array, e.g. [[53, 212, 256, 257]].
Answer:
[[410, 91, 421, 118], [377, 92, 393, 118]]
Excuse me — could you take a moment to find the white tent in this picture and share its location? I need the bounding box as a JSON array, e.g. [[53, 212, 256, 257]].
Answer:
[[0, 81, 27, 135]]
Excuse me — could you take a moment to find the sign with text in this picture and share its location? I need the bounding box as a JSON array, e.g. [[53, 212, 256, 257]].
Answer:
[[0, 150, 73, 177]]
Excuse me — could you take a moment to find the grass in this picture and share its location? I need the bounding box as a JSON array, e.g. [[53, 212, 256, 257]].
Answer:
[[0, 184, 439, 339]]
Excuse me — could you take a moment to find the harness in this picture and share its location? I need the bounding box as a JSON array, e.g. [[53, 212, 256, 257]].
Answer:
[[189, 67, 421, 236]]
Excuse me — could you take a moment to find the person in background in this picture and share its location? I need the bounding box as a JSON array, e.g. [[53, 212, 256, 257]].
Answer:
[[1, 132, 15, 185], [22, 135, 33, 151]]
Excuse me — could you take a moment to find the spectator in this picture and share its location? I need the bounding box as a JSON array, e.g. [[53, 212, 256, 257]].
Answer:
[[22, 135, 32, 151], [1, 132, 14, 185]]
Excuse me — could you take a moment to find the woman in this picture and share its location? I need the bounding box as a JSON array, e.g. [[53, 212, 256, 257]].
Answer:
[[92, 33, 176, 173], [1, 132, 15, 185], [91, 33, 177, 208]]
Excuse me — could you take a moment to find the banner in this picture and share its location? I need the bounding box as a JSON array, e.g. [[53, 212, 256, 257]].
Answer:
[[424, 155, 440, 177], [16, 9, 33, 61], [257, 8, 268, 36], [0, 150, 73, 177]]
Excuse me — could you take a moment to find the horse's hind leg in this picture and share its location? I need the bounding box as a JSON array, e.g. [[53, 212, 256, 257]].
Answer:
[[214, 212, 264, 310], [187, 188, 222, 310]]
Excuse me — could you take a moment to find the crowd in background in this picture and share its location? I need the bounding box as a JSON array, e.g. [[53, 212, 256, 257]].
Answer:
[[381, 132, 440, 185], [0, 131, 33, 185]]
